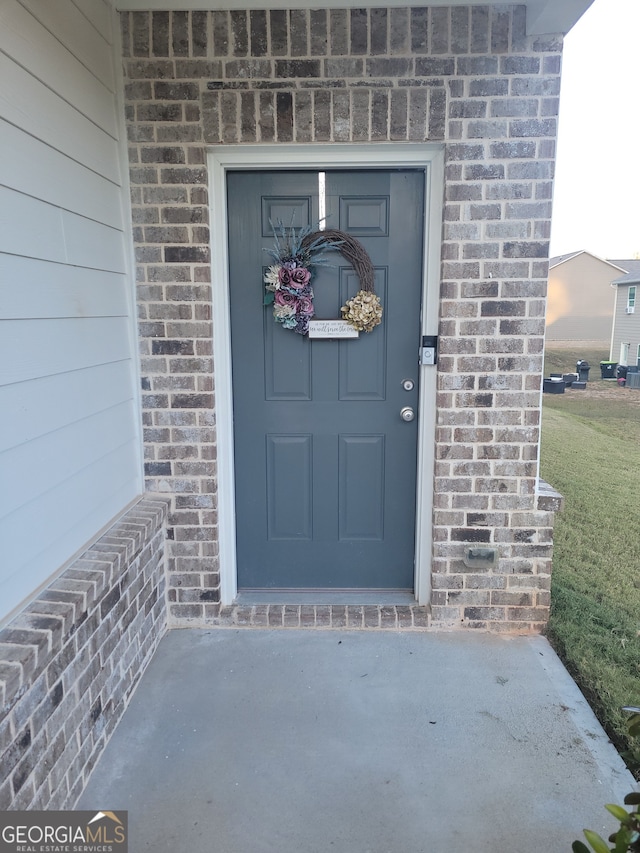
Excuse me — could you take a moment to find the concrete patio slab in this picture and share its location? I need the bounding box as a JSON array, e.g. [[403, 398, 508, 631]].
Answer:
[[78, 629, 635, 852]]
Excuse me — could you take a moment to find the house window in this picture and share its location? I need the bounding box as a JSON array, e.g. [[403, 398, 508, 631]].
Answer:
[[628, 286, 636, 311]]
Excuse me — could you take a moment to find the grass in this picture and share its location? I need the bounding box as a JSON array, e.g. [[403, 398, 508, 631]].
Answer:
[[540, 349, 640, 772], [543, 346, 609, 379]]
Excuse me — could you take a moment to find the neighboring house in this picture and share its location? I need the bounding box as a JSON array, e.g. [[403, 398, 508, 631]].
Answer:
[[545, 250, 624, 346], [609, 260, 640, 367], [1, 0, 587, 809]]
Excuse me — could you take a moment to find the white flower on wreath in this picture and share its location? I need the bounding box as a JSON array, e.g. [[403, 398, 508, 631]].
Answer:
[[264, 264, 281, 291], [273, 302, 295, 319]]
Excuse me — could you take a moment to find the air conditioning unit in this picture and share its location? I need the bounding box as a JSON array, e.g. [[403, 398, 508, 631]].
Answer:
[[626, 306, 635, 314]]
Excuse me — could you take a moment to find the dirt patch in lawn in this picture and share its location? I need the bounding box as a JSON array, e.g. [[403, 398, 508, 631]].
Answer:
[[572, 381, 640, 407]]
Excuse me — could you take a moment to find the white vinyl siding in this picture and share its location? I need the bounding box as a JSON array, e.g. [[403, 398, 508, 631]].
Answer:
[[610, 284, 640, 366], [0, 0, 142, 623]]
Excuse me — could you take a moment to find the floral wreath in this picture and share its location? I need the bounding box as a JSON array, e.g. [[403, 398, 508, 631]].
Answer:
[[263, 224, 383, 336]]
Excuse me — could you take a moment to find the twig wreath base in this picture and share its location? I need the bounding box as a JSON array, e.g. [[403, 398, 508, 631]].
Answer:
[[263, 225, 382, 336]]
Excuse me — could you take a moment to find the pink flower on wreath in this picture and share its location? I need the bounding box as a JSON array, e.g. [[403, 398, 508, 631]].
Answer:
[[275, 289, 297, 307], [289, 267, 311, 289], [278, 267, 293, 287], [297, 296, 314, 316]]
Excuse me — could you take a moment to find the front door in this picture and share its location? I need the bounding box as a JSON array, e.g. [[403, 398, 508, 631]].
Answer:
[[228, 169, 425, 591]]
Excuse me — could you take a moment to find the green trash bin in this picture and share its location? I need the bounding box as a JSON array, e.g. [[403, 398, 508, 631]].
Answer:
[[600, 361, 618, 379]]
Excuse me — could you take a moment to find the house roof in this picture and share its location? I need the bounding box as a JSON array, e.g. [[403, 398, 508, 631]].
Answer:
[[112, 0, 595, 36], [609, 260, 640, 286], [549, 250, 628, 274], [549, 251, 583, 267]]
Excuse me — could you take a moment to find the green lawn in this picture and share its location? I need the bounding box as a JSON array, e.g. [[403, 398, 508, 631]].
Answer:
[[540, 354, 640, 772], [543, 346, 609, 379]]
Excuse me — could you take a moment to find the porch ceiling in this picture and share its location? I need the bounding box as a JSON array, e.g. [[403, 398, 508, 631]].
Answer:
[[112, 0, 595, 37]]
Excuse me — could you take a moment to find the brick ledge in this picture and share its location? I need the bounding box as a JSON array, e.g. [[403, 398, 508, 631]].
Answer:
[[537, 479, 564, 512]]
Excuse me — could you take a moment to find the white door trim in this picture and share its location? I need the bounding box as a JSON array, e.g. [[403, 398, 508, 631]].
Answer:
[[208, 143, 444, 606]]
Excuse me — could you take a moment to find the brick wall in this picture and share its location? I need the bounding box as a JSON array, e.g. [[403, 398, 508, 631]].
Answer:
[[0, 498, 168, 809], [122, 6, 563, 631]]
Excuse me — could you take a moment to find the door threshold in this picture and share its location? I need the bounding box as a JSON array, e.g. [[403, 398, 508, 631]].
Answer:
[[235, 589, 416, 606]]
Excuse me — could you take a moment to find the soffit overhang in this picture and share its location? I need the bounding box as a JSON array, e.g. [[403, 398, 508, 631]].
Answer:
[[113, 0, 595, 37]]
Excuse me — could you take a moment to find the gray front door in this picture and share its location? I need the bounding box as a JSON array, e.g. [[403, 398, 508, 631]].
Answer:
[[228, 169, 425, 591]]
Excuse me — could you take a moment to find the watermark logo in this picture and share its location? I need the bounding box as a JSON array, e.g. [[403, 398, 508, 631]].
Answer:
[[0, 810, 127, 853]]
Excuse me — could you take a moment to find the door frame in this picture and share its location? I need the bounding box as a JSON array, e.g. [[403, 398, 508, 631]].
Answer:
[[208, 144, 444, 606]]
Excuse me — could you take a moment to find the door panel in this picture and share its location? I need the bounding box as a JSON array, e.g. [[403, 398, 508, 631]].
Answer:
[[263, 314, 311, 400], [338, 272, 387, 400], [228, 169, 424, 590], [266, 434, 313, 540], [339, 195, 389, 236], [339, 434, 385, 541], [261, 196, 311, 235]]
